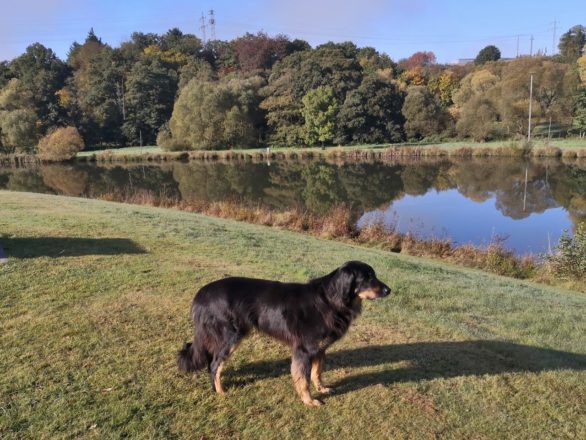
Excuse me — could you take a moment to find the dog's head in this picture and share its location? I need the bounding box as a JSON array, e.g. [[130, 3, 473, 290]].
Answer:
[[325, 261, 391, 306]]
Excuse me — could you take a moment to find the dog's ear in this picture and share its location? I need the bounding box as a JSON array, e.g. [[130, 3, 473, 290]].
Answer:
[[324, 265, 355, 305]]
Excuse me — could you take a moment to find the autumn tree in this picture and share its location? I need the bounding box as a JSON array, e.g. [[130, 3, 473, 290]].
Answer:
[[37, 126, 85, 160], [398, 51, 436, 71], [233, 32, 294, 72]]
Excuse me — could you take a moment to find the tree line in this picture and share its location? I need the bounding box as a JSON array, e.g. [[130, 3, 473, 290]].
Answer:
[[0, 25, 585, 155]]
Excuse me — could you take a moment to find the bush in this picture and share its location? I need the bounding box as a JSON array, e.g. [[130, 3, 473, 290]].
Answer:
[[37, 126, 85, 161], [546, 223, 586, 279]]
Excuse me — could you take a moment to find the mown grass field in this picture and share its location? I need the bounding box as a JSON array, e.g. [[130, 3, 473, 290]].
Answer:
[[1, 191, 585, 439]]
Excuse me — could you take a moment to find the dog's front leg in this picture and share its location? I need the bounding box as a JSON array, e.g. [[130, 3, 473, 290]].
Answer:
[[311, 351, 334, 394], [291, 348, 323, 407]]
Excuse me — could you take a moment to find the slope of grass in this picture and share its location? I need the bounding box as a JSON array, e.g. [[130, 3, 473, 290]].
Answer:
[[1, 191, 585, 439]]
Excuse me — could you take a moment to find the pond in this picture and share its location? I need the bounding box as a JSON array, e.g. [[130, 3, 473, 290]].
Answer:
[[1, 157, 584, 255]]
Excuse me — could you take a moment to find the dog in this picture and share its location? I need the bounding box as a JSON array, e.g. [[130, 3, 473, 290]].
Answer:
[[177, 261, 391, 406]]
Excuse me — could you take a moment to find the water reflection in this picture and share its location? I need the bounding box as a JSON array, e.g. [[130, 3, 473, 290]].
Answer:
[[1, 158, 584, 254]]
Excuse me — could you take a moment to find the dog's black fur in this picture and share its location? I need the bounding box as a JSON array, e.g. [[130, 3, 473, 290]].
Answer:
[[177, 261, 391, 406]]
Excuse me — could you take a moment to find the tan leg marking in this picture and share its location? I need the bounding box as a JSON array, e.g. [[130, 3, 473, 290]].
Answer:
[[311, 356, 333, 394], [214, 362, 225, 395], [292, 359, 322, 407]]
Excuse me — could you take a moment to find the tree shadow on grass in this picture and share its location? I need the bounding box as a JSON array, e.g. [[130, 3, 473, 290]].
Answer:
[[0, 237, 146, 259], [226, 340, 586, 394]]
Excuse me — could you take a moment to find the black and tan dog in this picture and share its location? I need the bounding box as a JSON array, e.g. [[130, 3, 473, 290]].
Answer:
[[177, 261, 391, 406]]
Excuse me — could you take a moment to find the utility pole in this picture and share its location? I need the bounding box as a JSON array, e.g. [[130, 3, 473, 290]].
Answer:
[[516, 35, 520, 57], [528, 74, 534, 142], [199, 12, 207, 43], [530, 35, 534, 56], [208, 9, 216, 41]]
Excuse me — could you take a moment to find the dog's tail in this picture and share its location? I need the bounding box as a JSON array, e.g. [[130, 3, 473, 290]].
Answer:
[[177, 339, 208, 372]]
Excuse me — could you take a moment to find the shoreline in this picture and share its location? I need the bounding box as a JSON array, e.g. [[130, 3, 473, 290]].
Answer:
[[2, 140, 586, 166]]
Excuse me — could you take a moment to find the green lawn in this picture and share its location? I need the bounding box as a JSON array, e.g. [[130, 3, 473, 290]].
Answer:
[[77, 145, 161, 157], [1, 191, 585, 439]]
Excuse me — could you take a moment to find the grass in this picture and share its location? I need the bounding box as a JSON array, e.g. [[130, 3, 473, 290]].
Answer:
[[72, 138, 586, 164], [76, 145, 162, 157], [98, 188, 543, 285], [1, 191, 585, 439]]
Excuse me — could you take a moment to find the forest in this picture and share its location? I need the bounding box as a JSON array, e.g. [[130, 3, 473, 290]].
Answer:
[[0, 25, 585, 156]]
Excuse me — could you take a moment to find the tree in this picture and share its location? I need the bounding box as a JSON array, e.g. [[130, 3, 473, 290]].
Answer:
[[0, 78, 38, 153], [0, 109, 38, 153], [233, 32, 293, 72], [456, 96, 501, 141], [9, 43, 68, 133], [475, 45, 501, 65], [301, 86, 338, 146], [178, 58, 215, 89], [0, 62, 12, 89], [166, 76, 265, 150], [578, 49, 586, 84], [558, 25, 586, 62], [260, 44, 362, 146], [122, 58, 178, 145], [398, 51, 436, 71], [70, 46, 125, 145], [0, 79, 34, 111], [402, 86, 451, 140], [574, 88, 586, 136], [336, 76, 405, 144], [37, 126, 85, 160]]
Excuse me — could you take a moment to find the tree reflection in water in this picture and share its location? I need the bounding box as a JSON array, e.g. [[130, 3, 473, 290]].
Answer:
[[1, 157, 584, 254]]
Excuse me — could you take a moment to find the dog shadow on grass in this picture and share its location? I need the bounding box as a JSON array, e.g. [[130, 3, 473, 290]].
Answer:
[[227, 340, 586, 395], [0, 236, 145, 259]]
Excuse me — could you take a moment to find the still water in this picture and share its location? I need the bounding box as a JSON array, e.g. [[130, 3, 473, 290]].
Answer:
[[1, 158, 584, 254]]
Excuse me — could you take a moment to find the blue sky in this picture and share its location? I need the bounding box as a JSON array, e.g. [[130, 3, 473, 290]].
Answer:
[[1, 0, 584, 63]]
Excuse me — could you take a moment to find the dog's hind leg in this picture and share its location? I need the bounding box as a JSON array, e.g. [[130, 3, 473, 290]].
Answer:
[[311, 351, 334, 395], [291, 348, 323, 407], [209, 330, 243, 395]]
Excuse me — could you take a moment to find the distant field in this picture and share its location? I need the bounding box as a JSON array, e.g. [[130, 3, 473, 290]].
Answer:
[[75, 138, 586, 158], [1, 191, 584, 439]]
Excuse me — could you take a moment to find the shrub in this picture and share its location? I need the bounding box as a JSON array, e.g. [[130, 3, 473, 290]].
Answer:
[[37, 126, 85, 161], [546, 224, 586, 279]]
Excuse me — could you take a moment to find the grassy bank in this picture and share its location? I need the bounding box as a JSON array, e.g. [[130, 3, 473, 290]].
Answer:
[[99, 188, 547, 285], [1, 191, 585, 439], [72, 138, 586, 164]]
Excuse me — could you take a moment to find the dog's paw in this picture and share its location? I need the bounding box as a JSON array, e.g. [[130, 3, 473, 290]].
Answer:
[[304, 398, 324, 407], [318, 386, 335, 395]]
